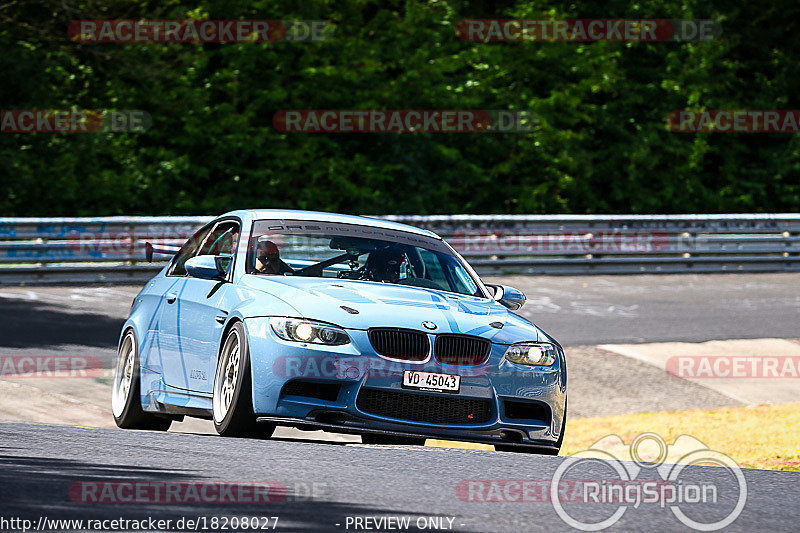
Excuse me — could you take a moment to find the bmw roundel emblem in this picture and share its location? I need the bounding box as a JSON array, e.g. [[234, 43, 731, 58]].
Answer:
[[422, 321, 438, 330]]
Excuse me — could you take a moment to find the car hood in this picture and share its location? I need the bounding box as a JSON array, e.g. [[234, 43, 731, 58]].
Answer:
[[239, 275, 543, 344]]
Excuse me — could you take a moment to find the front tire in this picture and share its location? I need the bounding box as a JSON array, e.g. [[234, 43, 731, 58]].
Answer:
[[112, 329, 172, 431], [212, 322, 275, 438]]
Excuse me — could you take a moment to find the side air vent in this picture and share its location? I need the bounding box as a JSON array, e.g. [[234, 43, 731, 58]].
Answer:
[[502, 399, 551, 423], [280, 380, 341, 402]]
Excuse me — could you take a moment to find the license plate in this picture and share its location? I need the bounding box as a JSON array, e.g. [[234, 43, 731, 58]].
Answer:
[[402, 370, 460, 393]]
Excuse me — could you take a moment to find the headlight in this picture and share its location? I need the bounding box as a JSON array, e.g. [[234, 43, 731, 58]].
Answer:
[[269, 318, 350, 346], [504, 342, 559, 366]]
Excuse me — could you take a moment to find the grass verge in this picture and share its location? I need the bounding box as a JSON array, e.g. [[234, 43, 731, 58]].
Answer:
[[563, 402, 800, 471], [426, 403, 800, 471]]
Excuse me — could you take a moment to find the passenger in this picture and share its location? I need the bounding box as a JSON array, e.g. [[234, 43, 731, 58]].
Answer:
[[364, 247, 406, 283]]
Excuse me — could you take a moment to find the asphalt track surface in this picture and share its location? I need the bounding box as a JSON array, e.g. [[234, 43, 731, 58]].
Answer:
[[2, 421, 799, 532], [0, 274, 796, 418], [1, 274, 799, 531], [0, 273, 798, 365], [503, 273, 800, 345]]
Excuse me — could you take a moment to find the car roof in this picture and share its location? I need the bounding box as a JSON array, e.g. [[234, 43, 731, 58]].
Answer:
[[222, 209, 441, 239]]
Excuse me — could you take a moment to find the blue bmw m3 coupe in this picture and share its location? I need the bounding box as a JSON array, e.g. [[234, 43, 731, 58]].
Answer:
[[112, 210, 567, 454]]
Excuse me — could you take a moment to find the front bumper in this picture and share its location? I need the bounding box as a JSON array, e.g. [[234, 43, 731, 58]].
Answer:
[[244, 317, 567, 448], [256, 414, 560, 453]]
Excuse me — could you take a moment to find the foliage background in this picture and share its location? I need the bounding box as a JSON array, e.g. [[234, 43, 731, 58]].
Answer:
[[1, 0, 799, 216]]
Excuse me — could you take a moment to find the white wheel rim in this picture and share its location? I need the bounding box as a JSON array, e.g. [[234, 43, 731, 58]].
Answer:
[[112, 332, 136, 418], [213, 329, 241, 423]]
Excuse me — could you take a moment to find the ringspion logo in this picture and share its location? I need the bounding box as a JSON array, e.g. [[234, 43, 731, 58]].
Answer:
[[551, 433, 747, 531], [457, 19, 721, 42]]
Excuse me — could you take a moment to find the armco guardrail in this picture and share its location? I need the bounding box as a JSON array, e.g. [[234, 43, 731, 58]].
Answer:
[[383, 214, 800, 275], [0, 214, 798, 283], [0, 216, 212, 284]]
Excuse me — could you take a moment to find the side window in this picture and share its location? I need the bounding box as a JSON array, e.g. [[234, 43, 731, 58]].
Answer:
[[169, 224, 214, 277], [199, 222, 239, 273], [199, 222, 239, 256]]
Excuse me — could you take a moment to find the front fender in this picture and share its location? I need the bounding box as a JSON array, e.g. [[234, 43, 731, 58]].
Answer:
[[231, 286, 302, 319], [242, 316, 361, 414]]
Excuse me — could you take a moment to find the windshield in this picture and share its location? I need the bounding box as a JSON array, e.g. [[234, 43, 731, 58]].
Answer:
[[246, 220, 483, 296]]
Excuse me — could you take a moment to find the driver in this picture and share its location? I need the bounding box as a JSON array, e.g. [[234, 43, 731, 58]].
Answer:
[[364, 247, 406, 283], [255, 239, 293, 275]]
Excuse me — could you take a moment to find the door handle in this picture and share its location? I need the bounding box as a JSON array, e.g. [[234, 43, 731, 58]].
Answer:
[[166, 293, 177, 304]]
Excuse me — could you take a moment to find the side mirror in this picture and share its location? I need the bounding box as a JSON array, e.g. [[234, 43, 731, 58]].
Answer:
[[485, 284, 526, 311], [185, 255, 229, 281]]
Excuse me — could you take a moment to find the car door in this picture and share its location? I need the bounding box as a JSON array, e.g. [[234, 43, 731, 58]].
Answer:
[[176, 220, 241, 394], [157, 223, 213, 391]]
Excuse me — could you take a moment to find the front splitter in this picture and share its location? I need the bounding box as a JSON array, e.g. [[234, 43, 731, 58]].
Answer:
[[256, 414, 559, 454]]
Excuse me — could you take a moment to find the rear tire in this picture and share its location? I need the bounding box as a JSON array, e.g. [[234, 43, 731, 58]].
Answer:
[[361, 434, 426, 446], [213, 322, 275, 438], [112, 329, 172, 431]]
